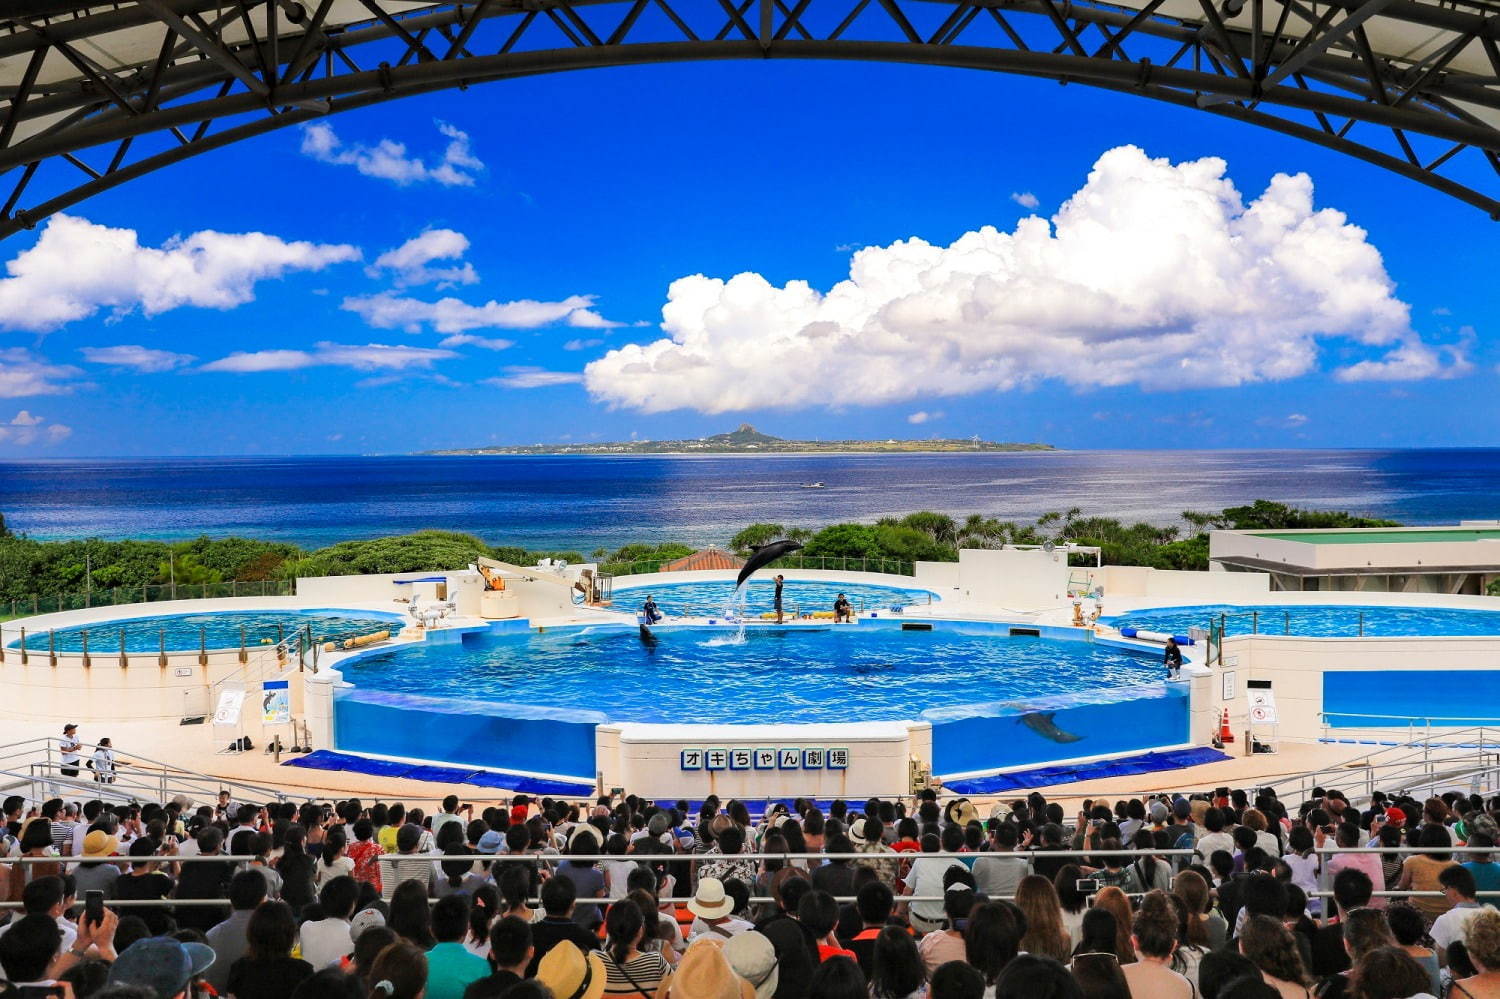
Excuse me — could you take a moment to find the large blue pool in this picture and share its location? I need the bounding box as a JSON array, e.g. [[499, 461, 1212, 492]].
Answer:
[[12, 609, 403, 652], [612, 579, 935, 617], [1105, 603, 1500, 638], [337, 622, 1161, 725]]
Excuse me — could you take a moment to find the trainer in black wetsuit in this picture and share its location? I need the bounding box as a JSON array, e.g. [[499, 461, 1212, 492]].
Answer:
[[774, 574, 785, 623], [1164, 637, 1183, 680]]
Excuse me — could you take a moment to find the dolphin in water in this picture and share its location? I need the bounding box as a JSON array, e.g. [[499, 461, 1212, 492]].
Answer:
[[638, 623, 658, 648], [1019, 711, 1084, 743], [736, 539, 805, 589]]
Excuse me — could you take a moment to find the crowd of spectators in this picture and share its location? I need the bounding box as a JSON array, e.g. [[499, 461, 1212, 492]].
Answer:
[[1, 783, 1499, 999]]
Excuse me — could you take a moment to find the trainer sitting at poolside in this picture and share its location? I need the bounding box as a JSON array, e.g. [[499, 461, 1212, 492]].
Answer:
[[833, 593, 853, 623], [642, 595, 663, 625]]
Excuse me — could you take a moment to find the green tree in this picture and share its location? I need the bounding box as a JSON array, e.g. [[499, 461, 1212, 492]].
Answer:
[[801, 523, 885, 560], [730, 523, 788, 554], [872, 525, 958, 563], [156, 553, 222, 585], [895, 512, 959, 546]]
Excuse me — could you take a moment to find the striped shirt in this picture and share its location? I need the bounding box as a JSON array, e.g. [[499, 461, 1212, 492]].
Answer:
[[600, 949, 671, 997]]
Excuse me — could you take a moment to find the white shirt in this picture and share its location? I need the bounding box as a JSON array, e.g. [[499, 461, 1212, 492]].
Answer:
[[1432, 902, 1491, 952], [0, 914, 77, 955], [299, 917, 354, 969], [1195, 831, 1236, 862], [687, 916, 754, 941], [905, 856, 967, 923], [91, 747, 114, 775], [59, 736, 82, 767]]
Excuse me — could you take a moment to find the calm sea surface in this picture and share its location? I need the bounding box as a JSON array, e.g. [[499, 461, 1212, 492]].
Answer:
[[1, 450, 1497, 550]]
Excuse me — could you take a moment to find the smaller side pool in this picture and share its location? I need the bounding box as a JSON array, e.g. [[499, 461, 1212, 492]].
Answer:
[[9, 609, 404, 652], [1105, 603, 1500, 638], [612, 579, 936, 618]]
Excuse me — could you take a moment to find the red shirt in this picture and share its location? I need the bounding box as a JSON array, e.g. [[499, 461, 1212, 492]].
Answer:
[[818, 943, 857, 963], [347, 839, 384, 893]]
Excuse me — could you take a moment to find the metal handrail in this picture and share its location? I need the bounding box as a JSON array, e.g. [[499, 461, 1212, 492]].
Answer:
[[602, 556, 919, 578], [1, 580, 295, 620], [0, 736, 312, 805]]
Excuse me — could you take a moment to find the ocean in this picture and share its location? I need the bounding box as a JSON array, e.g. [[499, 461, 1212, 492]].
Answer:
[[2, 449, 1498, 551]]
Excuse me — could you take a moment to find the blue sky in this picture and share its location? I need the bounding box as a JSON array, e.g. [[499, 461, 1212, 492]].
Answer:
[[1, 57, 1496, 456]]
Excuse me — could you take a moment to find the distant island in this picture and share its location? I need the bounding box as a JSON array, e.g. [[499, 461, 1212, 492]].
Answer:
[[423, 424, 1056, 456]]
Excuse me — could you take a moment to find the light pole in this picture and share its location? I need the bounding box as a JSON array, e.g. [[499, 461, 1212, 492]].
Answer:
[[85, 553, 91, 607]]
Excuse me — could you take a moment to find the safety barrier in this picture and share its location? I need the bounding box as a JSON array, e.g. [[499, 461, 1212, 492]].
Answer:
[[1, 580, 295, 620]]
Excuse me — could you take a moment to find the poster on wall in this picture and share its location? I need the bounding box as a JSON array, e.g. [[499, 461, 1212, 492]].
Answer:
[[261, 680, 291, 725], [212, 689, 245, 727]]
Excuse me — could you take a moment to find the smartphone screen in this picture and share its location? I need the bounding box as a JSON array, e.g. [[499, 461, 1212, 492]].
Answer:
[[85, 889, 104, 928]]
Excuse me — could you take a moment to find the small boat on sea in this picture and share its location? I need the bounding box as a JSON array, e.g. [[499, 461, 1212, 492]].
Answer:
[[801, 481, 826, 488]]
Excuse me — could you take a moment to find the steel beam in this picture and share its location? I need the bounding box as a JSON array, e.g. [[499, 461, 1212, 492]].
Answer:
[[0, 0, 1497, 235]]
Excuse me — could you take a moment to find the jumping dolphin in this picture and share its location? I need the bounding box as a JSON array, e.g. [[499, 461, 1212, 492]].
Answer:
[[736, 539, 805, 589], [1019, 711, 1084, 743]]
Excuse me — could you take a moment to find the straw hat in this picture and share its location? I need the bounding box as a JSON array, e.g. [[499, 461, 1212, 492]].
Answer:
[[669, 938, 755, 999], [722, 931, 779, 999], [535, 941, 606, 999], [83, 830, 119, 858], [688, 878, 735, 920], [948, 799, 979, 827]]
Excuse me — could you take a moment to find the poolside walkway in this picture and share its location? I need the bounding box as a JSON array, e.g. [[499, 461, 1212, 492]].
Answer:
[[5, 715, 1384, 811]]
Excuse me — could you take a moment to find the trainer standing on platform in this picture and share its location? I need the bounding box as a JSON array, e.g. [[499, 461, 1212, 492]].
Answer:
[[774, 574, 785, 624]]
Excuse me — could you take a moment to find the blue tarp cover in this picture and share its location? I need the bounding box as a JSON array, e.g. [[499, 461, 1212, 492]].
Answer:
[[942, 746, 1231, 795], [282, 749, 594, 794]]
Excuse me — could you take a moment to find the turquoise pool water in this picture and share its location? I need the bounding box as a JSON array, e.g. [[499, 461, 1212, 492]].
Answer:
[[12, 609, 403, 652], [1105, 603, 1500, 638], [337, 623, 1164, 724], [612, 579, 935, 618]]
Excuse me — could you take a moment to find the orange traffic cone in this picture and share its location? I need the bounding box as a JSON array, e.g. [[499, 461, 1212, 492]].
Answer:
[[1218, 707, 1235, 743]]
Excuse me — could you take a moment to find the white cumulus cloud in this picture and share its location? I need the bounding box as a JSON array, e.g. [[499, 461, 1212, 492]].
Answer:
[[369, 229, 479, 288], [0, 214, 357, 332], [342, 291, 616, 334], [564, 338, 604, 351], [1010, 191, 1040, 209], [0, 349, 83, 397], [301, 120, 483, 187], [0, 410, 71, 445], [483, 366, 584, 389], [585, 146, 1461, 414], [438, 333, 514, 351], [201, 342, 456, 373], [907, 410, 943, 425], [81, 344, 197, 372]]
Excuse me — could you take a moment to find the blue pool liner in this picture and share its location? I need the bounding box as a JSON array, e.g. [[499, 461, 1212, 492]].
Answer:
[[282, 749, 595, 796], [941, 746, 1231, 794]]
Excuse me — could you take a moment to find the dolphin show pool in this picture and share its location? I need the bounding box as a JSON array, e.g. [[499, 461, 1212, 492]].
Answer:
[[338, 622, 1161, 724], [1105, 603, 1500, 638], [9, 608, 403, 652]]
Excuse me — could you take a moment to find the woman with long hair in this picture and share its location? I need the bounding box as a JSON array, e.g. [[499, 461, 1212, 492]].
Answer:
[[1395, 825, 1458, 925], [1054, 864, 1090, 946], [1238, 914, 1313, 999], [869, 924, 927, 999], [496, 864, 540, 923], [1161, 889, 1209, 988], [599, 897, 672, 996], [1173, 869, 1225, 951], [225, 900, 314, 999], [316, 827, 354, 885], [1073, 909, 1122, 961], [1016, 874, 1072, 963], [1072, 952, 1130, 999], [1092, 887, 1136, 964], [965, 901, 1026, 990], [275, 824, 318, 914], [388, 879, 436, 949]]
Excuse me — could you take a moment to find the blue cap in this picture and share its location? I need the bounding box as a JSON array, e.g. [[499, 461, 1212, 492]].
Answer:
[[107, 937, 215, 999], [477, 830, 506, 854]]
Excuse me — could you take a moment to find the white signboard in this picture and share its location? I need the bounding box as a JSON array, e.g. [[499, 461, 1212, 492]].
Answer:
[[212, 689, 245, 727], [1221, 670, 1237, 701], [1248, 687, 1279, 724]]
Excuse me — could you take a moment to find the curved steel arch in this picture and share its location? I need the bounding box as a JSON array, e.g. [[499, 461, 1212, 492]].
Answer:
[[2, 0, 1499, 240]]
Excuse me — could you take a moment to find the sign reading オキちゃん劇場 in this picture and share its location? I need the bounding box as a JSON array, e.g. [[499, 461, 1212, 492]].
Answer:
[[680, 747, 850, 771]]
